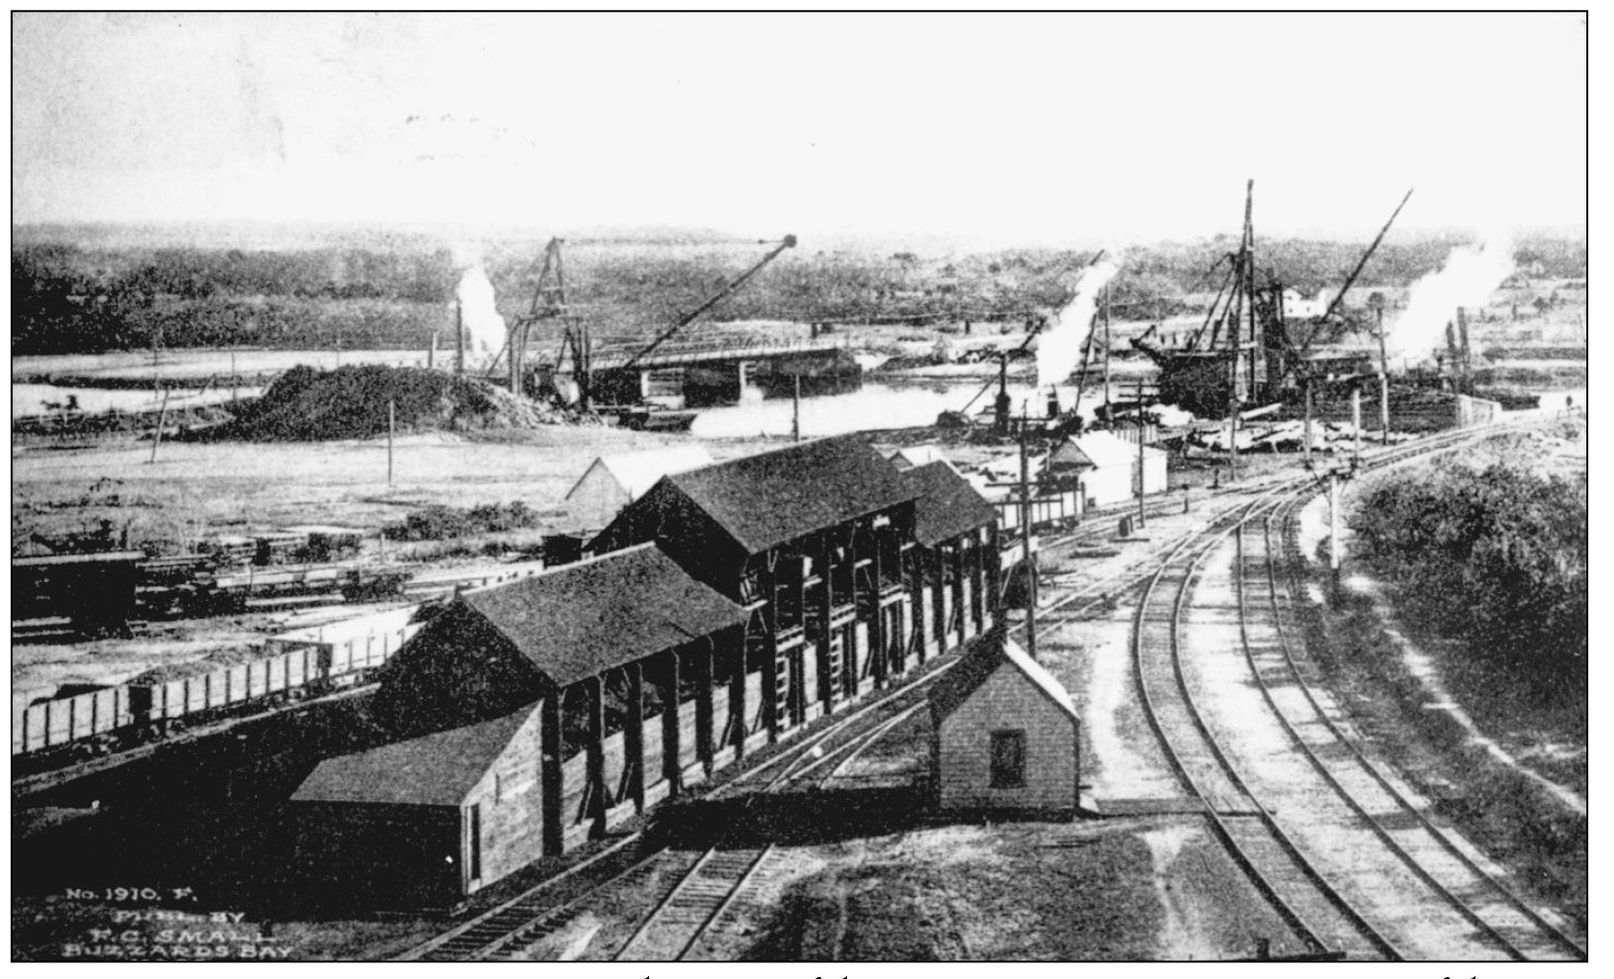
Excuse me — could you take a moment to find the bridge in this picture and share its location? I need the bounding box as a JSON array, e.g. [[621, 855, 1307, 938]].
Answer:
[[585, 333, 851, 371]]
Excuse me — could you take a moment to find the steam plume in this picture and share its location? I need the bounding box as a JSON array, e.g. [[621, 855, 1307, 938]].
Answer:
[[1036, 256, 1121, 389], [451, 243, 509, 363], [1386, 233, 1514, 362]]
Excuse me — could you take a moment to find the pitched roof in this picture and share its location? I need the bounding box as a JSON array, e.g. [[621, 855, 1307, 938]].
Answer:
[[929, 637, 1080, 724], [887, 444, 948, 470], [291, 705, 536, 806], [659, 435, 918, 554], [1049, 431, 1163, 470], [459, 543, 747, 688], [902, 460, 997, 547], [566, 446, 714, 503]]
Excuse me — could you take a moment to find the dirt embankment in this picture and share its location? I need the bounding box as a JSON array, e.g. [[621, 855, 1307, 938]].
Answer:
[[220, 365, 564, 441]]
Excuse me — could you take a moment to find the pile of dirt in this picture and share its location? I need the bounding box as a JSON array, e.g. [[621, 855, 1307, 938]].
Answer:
[[223, 364, 563, 441], [127, 644, 266, 684]]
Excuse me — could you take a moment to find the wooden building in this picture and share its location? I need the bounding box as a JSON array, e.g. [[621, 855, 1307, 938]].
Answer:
[[316, 543, 749, 868], [591, 435, 994, 741], [290, 704, 543, 907], [901, 460, 1001, 661], [563, 445, 713, 530], [928, 637, 1080, 814], [1046, 431, 1167, 508]]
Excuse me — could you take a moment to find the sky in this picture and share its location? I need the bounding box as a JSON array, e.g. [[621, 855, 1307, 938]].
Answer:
[[10, 12, 1589, 248]]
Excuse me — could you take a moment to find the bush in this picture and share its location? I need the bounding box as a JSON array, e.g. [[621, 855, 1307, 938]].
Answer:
[[1351, 463, 1586, 698], [383, 501, 540, 542]]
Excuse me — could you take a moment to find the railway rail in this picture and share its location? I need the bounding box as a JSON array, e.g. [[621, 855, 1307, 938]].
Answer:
[[1232, 498, 1585, 959], [399, 416, 1555, 961], [1119, 417, 1582, 961]]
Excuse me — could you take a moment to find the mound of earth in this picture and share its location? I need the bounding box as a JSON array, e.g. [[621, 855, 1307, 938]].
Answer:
[[224, 364, 562, 441]]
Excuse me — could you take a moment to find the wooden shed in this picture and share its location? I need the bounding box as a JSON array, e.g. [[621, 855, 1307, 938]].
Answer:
[[290, 703, 543, 908], [1046, 431, 1167, 508], [563, 445, 714, 529], [928, 637, 1080, 814]]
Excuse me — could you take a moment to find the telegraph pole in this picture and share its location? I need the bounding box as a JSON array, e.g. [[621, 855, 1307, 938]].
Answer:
[[387, 399, 396, 484], [1019, 406, 1037, 661], [1376, 304, 1391, 445], [792, 374, 802, 442], [1135, 380, 1147, 529]]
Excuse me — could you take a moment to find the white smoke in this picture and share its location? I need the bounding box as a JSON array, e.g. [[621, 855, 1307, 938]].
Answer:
[[1386, 233, 1514, 362], [1036, 256, 1121, 389], [451, 243, 509, 365]]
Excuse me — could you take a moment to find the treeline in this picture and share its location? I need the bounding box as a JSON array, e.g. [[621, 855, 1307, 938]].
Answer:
[[13, 231, 1587, 356], [1350, 458, 1587, 699], [11, 244, 456, 354]]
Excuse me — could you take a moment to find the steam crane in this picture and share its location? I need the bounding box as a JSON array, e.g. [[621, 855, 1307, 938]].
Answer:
[[518, 234, 796, 424]]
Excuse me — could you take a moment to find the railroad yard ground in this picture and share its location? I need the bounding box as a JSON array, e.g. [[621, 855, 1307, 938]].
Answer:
[[9, 359, 1586, 961]]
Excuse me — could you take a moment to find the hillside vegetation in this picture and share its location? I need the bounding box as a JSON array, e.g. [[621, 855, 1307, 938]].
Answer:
[[11, 231, 1587, 356]]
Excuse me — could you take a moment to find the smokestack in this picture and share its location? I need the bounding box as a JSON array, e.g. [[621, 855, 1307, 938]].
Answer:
[[1444, 321, 1460, 391], [1457, 307, 1472, 392], [1046, 387, 1061, 420]]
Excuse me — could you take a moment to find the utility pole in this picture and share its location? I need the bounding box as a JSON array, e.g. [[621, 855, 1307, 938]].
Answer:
[[792, 374, 802, 442], [1303, 377, 1314, 467], [1351, 386, 1362, 463], [148, 388, 171, 465], [387, 399, 396, 485], [1327, 468, 1343, 582], [1102, 284, 1113, 419], [1136, 379, 1147, 529], [1376, 304, 1390, 445], [1019, 407, 1037, 662]]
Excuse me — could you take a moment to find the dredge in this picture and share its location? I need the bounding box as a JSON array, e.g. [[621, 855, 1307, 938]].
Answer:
[[1130, 181, 1412, 423]]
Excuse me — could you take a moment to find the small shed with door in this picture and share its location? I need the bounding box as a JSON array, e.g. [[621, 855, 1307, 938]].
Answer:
[[564, 446, 714, 529], [289, 702, 543, 908], [1046, 431, 1167, 508], [928, 637, 1079, 813]]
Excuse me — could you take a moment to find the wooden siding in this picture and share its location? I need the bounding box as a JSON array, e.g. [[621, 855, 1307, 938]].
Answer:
[[463, 706, 545, 894], [935, 665, 1078, 812]]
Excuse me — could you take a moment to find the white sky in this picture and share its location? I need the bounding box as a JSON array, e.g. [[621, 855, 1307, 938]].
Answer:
[[10, 12, 1589, 247]]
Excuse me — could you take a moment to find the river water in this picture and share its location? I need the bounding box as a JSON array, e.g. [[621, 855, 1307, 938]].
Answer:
[[689, 376, 1121, 439]]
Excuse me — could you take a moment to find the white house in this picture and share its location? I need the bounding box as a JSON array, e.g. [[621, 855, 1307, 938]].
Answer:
[[563, 446, 714, 529], [929, 637, 1080, 813], [1045, 431, 1167, 507]]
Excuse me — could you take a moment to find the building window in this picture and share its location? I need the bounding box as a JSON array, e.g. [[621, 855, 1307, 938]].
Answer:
[[990, 729, 1026, 789], [494, 773, 503, 805]]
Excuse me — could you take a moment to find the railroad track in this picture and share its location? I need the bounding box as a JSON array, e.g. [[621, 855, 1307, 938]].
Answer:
[[403, 419, 1549, 962], [1119, 416, 1580, 961], [401, 647, 962, 961], [1227, 498, 1587, 960], [1132, 495, 1399, 960]]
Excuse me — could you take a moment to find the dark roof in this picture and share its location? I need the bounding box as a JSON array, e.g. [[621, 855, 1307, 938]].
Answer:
[[291, 705, 537, 806], [459, 543, 747, 688], [929, 637, 1080, 724], [902, 461, 997, 547], [662, 435, 917, 553]]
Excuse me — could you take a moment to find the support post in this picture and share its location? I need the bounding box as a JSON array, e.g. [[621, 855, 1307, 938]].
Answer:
[[696, 637, 715, 772], [540, 696, 563, 855], [661, 648, 682, 795], [585, 676, 606, 837], [728, 631, 747, 758], [870, 528, 888, 689], [818, 532, 835, 713], [1328, 470, 1342, 574], [1102, 284, 1112, 418], [625, 662, 646, 811], [1376, 306, 1391, 445]]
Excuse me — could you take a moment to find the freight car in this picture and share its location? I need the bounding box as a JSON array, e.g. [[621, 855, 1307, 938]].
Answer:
[[11, 606, 425, 767]]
